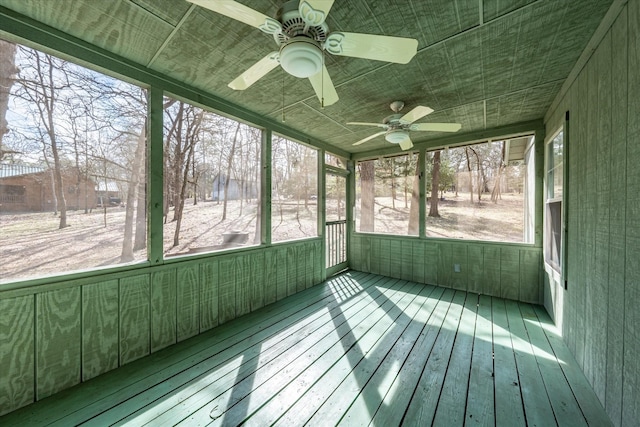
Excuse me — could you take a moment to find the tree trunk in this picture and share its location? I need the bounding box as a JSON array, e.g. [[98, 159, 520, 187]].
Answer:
[[222, 122, 240, 220], [360, 160, 375, 231], [407, 164, 420, 235], [0, 40, 17, 158], [465, 147, 474, 203], [428, 150, 441, 217], [121, 127, 145, 261]]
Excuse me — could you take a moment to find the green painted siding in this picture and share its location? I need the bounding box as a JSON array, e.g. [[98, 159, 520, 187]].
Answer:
[[349, 235, 542, 304], [544, 3, 639, 426]]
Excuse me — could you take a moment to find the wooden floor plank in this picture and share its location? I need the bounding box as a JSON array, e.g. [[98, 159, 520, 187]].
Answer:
[[214, 280, 420, 427], [518, 302, 588, 426], [400, 290, 468, 426], [0, 272, 614, 427], [302, 284, 440, 426], [89, 273, 388, 426], [368, 288, 456, 427], [141, 277, 409, 426], [338, 286, 446, 426], [464, 294, 494, 426], [492, 297, 526, 427], [532, 305, 614, 427], [432, 292, 479, 426], [504, 299, 557, 427]]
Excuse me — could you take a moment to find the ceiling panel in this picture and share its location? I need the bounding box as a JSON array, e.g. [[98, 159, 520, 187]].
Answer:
[[0, 0, 615, 155]]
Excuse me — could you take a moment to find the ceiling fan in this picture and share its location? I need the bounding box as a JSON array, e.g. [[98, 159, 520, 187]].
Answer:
[[186, 0, 418, 106], [349, 101, 462, 151]]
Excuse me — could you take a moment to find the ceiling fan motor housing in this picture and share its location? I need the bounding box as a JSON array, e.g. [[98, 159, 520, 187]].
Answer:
[[279, 37, 323, 78]]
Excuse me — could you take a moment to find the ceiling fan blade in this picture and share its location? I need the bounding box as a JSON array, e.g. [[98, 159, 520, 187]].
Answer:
[[352, 131, 387, 146], [325, 32, 418, 64], [399, 106, 434, 124], [308, 65, 339, 106], [228, 52, 280, 90], [299, 0, 335, 26], [399, 138, 414, 151], [409, 123, 462, 132], [186, 0, 282, 35], [346, 122, 388, 129]]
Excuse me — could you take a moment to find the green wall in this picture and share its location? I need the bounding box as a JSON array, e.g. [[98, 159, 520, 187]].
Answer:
[[543, 2, 639, 426], [350, 235, 542, 304], [0, 239, 322, 415]]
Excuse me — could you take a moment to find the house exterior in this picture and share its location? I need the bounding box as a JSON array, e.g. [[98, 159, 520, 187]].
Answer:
[[0, 163, 96, 212], [212, 175, 258, 201]]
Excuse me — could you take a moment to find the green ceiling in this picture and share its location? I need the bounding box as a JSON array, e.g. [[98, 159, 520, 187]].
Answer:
[[0, 0, 613, 155]]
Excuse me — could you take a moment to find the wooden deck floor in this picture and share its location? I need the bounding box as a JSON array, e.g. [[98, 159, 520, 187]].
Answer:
[[2, 271, 611, 427]]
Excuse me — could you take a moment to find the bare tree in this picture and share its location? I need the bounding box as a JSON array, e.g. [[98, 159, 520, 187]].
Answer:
[[428, 150, 441, 217], [359, 160, 375, 231], [0, 40, 18, 159]]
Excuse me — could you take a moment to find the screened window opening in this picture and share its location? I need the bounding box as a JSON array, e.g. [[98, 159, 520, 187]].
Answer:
[[355, 153, 419, 235], [0, 39, 147, 282], [271, 135, 318, 242], [545, 129, 564, 270], [163, 97, 261, 256], [425, 138, 533, 243]]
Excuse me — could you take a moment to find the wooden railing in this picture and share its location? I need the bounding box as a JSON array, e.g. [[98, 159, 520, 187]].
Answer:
[[326, 219, 347, 268]]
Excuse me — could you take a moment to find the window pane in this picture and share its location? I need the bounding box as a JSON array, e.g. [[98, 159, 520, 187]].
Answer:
[[545, 201, 562, 268], [425, 141, 527, 242], [1, 40, 147, 282], [355, 154, 419, 235], [163, 98, 261, 256], [325, 152, 346, 169], [271, 135, 318, 242], [547, 131, 563, 200], [326, 174, 346, 222]]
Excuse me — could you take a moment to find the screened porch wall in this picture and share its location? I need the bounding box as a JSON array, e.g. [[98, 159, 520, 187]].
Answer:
[[0, 239, 322, 416]]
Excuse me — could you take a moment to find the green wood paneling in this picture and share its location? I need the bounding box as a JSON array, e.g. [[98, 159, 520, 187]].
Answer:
[[499, 247, 520, 300], [199, 260, 219, 332], [467, 245, 484, 295], [437, 242, 452, 287], [424, 242, 439, 285], [389, 240, 402, 279], [177, 265, 199, 342], [235, 255, 251, 317], [400, 240, 413, 282], [450, 244, 468, 291], [606, 7, 628, 426], [218, 258, 236, 324], [519, 250, 540, 303], [295, 245, 306, 292], [119, 275, 150, 365], [151, 269, 176, 352], [412, 240, 425, 283], [82, 280, 118, 381], [0, 295, 34, 415], [275, 248, 288, 301], [251, 252, 265, 311], [378, 239, 390, 277], [263, 250, 277, 305], [36, 287, 81, 400], [286, 246, 298, 296]]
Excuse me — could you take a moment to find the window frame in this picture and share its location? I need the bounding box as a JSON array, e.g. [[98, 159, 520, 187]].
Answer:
[[543, 122, 566, 278]]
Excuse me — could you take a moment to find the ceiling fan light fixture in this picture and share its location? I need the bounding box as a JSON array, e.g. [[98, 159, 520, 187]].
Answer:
[[279, 37, 323, 78], [385, 129, 410, 144]]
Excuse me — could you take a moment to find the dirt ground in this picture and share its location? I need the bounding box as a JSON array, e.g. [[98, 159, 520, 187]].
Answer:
[[1, 192, 523, 283], [0, 199, 318, 282]]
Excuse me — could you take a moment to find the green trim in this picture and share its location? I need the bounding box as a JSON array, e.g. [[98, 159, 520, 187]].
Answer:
[[352, 120, 543, 160], [534, 125, 546, 248], [352, 231, 540, 248], [148, 87, 164, 265], [262, 129, 272, 245], [418, 148, 426, 238], [319, 149, 327, 278]]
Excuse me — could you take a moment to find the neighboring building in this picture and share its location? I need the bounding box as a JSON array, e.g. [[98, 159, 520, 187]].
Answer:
[[212, 175, 258, 201], [0, 163, 96, 212]]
